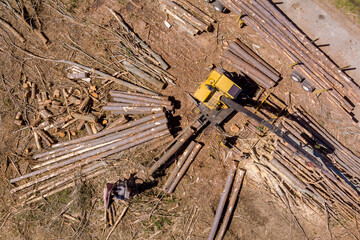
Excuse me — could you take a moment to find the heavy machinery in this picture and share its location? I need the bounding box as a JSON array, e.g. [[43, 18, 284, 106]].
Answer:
[[149, 69, 325, 175]]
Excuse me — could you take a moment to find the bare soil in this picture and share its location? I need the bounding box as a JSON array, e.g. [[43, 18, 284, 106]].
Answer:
[[0, 0, 359, 239]]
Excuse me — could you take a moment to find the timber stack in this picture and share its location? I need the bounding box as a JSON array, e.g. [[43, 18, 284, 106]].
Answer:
[[222, 38, 281, 89], [103, 91, 173, 115], [10, 113, 171, 204], [159, 0, 215, 35], [264, 107, 360, 219], [219, 0, 360, 123]]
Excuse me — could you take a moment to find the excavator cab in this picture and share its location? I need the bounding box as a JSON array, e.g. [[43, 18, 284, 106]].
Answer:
[[193, 69, 242, 127], [194, 69, 242, 110]]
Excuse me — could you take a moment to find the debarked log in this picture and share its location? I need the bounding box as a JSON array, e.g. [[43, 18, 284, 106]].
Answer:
[[10, 124, 170, 183], [103, 106, 164, 113], [47, 112, 165, 149], [33, 118, 168, 168]]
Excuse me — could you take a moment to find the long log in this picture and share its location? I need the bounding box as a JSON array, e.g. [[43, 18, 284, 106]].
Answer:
[[110, 91, 169, 100], [10, 125, 169, 183], [247, 0, 348, 91], [236, 0, 354, 111], [109, 100, 173, 110], [33, 118, 168, 168], [208, 160, 238, 240], [228, 41, 280, 82], [14, 128, 171, 193], [47, 112, 165, 149], [163, 141, 196, 191], [223, 0, 350, 111], [110, 91, 173, 106], [103, 106, 164, 113], [149, 127, 194, 175], [222, 50, 275, 89], [255, 0, 360, 103], [166, 142, 202, 193], [216, 168, 245, 240], [161, 0, 210, 31]]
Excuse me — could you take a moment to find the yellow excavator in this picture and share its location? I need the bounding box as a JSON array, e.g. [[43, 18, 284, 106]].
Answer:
[[191, 69, 323, 168], [150, 69, 324, 175]]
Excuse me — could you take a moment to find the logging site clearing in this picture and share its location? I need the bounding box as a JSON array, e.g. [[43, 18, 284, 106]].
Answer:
[[0, 0, 359, 239]]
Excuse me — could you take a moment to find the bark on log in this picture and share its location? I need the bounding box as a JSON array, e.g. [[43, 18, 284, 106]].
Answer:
[[222, 50, 275, 89], [216, 168, 245, 240], [208, 160, 238, 240], [166, 142, 202, 193], [234, 38, 280, 77], [228, 41, 280, 82], [164, 8, 200, 35], [149, 127, 194, 175], [163, 141, 196, 191], [176, 0, 215, 24]]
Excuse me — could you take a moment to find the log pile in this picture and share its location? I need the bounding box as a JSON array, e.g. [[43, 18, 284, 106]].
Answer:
[[103, 91, 173, 115], [222, 38, 281, 89], [264, 107, 360, 219], [10, 112, 171, 204], [159, 0, 215, 35], [219, 0, 360, 123], [163, 141, 202, 193], [208, 160, 246, 240]]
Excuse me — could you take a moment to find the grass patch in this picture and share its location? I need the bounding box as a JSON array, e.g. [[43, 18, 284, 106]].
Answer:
[[330, 0, 360, 22]]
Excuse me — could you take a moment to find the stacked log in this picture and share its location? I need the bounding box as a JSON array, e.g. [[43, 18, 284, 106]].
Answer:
[[103, 91, 173, 115], [163, 141, 202, 193], [10, 112, 171, 204], [159, 0, 214, 35], [219, 0, 360, 123], [222, 38, 281, 89], [267, 108, 360, 219]]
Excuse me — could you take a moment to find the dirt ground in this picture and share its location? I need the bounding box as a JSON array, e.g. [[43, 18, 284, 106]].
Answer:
[[0, 0, 359, 239]]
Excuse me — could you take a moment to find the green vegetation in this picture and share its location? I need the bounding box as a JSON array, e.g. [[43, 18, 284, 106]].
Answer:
[[331, 0, 360, 22]]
